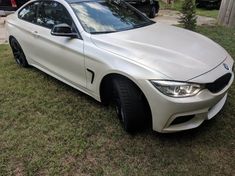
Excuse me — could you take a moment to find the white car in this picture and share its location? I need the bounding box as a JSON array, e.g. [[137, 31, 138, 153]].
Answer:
[[6, 0, 234, 133]]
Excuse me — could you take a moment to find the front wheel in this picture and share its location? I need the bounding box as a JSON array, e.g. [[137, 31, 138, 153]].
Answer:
[[112, 77, 149, 133]]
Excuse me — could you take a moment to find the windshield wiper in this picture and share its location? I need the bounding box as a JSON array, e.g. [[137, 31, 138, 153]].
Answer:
[[134, 21, 155, 28]]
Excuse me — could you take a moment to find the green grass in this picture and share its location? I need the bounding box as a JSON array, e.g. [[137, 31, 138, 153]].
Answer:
[[196, 9, 219, 18], [0, 26, 235, 175], [160, 0, 219, 18]]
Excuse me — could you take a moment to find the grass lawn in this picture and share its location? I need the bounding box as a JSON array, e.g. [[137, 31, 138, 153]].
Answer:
[[0, 26, 234, 175], [160, 0, 219, 18]]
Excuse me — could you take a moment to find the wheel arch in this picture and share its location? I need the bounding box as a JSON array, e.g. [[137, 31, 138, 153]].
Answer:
[[9, 35, 21, 48], [9, 35, 16, 42], [99, 73, 152, 124], [9, 35, 29, 67]]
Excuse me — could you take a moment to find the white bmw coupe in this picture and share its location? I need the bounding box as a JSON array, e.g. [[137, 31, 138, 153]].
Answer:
[[6, 0, 234, 133]]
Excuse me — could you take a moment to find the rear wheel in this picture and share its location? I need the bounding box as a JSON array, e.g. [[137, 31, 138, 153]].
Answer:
[[9, 37, 29, 67], [149, 5, 156, 18], [112, 77, 149, 133]]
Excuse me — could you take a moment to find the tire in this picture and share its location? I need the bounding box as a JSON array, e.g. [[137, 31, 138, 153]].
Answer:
[[9, 37, 29, 67], [112, 77, 148, 133], [149, 5, 156, 18], [155, 2, 160, 14], [216, 1, 221, 10]]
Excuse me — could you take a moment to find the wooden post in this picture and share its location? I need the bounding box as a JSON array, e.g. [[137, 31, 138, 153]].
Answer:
[[218, 0, 235, 27]]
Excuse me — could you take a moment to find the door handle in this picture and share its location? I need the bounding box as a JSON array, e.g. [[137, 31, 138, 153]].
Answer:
[[31, 31, 40, 38]]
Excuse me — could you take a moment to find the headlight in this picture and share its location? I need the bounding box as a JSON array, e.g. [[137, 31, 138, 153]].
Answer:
[[150, 80, 203, 98]]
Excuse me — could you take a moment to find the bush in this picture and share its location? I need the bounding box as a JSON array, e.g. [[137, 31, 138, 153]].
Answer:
[[179, 0, 197, 31]]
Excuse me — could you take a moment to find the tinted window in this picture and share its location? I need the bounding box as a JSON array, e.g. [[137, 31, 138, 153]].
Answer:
[[71, 0, 154, 34], [18, 2, 39, 23], [37, 1, 74, 29]]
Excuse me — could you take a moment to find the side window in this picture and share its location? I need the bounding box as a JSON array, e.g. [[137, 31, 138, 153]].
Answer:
[[37, 2, 75, 30], [18, 2, 39, 23]]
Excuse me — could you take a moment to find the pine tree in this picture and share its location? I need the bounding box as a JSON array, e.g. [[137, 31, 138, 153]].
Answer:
[[179, 0, 197, 31]]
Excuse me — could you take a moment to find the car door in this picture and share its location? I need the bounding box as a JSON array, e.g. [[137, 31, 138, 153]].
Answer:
[[30, 1, 86, 88], [16, 1, 40, 61]]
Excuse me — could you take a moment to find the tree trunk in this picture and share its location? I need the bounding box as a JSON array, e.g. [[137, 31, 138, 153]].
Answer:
[[218, 0, 235, 27]]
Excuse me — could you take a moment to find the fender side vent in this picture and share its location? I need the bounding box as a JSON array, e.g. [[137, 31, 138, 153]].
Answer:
[[87, 69, 95, 84]]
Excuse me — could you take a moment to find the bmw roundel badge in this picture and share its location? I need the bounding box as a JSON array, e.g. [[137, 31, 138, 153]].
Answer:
[[223, 63, 229, 70]]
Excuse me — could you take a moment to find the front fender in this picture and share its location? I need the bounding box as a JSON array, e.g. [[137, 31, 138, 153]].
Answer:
[[83, 40, 168, 101]]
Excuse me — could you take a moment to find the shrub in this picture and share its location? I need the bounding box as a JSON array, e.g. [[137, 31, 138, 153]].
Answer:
[[179, 0, 197, 31]]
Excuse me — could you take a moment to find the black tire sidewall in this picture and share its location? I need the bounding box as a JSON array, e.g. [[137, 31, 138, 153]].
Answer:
[[112, 78, 147, 132]]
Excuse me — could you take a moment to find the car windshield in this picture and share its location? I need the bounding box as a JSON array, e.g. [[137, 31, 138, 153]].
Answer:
[[71, 0, 155, 34]]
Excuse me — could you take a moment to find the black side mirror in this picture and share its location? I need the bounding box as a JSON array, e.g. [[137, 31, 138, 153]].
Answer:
[[51, 23, 77, 38]]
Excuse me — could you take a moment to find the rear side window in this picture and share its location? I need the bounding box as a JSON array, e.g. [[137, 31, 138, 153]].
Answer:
[[18, 2, 39, 23], [37, 1, 73, 29]]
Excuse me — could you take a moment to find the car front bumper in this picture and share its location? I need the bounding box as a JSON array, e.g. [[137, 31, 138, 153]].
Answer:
[[160, 92, 228, 133], [139, 71, 234, 133]]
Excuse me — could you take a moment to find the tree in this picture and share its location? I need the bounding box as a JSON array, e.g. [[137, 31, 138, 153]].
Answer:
[[179, 0, 197, 31], [218, 0, 235, 27]]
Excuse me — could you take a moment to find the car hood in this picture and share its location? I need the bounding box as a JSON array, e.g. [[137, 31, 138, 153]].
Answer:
[[91, 23, 227, 81]]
